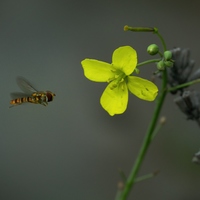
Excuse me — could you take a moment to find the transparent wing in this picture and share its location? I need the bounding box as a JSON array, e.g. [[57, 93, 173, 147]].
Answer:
[[10, 92, 30, 99], [16, 76, 38, 94]]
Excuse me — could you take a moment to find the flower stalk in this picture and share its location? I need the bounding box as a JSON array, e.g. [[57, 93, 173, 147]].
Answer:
[[119, 71, 167, 199], [168, 79, 200, 93], [118, 27, 168, 200], [137, 59, 161, 67]]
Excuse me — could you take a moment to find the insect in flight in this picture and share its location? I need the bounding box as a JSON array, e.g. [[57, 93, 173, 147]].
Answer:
[[10, 77, 55, 107]]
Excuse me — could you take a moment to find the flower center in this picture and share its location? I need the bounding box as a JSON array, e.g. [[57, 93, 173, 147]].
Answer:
[[109, 70, 126, 90]]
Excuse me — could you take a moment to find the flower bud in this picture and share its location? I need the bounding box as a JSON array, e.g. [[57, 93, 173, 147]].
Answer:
[[164, 51, 172, 61], [157, 60, 165, 70], [147, 44, 159, 55], [164, 60, 173, 68], [159, 116, 166, 125]]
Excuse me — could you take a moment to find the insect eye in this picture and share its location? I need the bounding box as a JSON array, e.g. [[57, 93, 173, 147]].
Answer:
[[46, 92, 55, 102]]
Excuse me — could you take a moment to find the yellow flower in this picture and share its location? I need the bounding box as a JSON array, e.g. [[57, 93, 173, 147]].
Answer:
[[81, 46, 158, 116]]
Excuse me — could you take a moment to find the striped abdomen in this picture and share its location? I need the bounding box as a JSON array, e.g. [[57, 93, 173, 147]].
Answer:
[[10, 97, 34, 105]]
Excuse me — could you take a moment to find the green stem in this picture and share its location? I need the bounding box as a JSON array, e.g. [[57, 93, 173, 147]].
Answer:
[[124, 26, 155, 32], [150, 116, 166, 141], [168, 79, 200, 92], [119, 70, 167, 199], [137, 59, 160, 67], [135, 170, 160, 183], [118, 28, 168, 200], [154, 28, 167, 52]]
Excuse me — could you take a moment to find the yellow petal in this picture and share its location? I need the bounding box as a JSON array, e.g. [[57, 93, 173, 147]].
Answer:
[[112, 46, 137, 75], [100, 81, 128, 116], [81, 59, 115, 82], [127, 76, 158, 101]]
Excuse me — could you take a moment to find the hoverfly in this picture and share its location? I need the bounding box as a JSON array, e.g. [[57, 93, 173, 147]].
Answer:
[[10, 77, 55, 107]]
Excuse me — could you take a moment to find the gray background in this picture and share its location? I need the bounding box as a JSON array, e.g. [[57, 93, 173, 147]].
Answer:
[[1, 0, 200, 199]]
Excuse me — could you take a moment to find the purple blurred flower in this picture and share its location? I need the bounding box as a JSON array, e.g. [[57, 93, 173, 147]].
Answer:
[[168, 48, 197, 94], [174, 90, 200, 126]]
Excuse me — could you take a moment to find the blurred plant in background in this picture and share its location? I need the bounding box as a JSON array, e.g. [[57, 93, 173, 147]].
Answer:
[[81, 26, 200, 200]]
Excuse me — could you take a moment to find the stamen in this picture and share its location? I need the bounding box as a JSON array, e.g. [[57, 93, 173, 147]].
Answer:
[[110, 83, 117, 90], [121, 83, 125, 91], [114, 74, 119, 79], [111, 69, 117, 73], [107, 77, 114, 82], [119, 78, 124, 83]]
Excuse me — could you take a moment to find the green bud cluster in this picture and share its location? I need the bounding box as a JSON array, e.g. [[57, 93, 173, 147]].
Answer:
[[157, 50, 174, 70]]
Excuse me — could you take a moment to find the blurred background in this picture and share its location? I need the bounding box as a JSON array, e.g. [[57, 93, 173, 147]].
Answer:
[[0, 0, 200, 199]]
